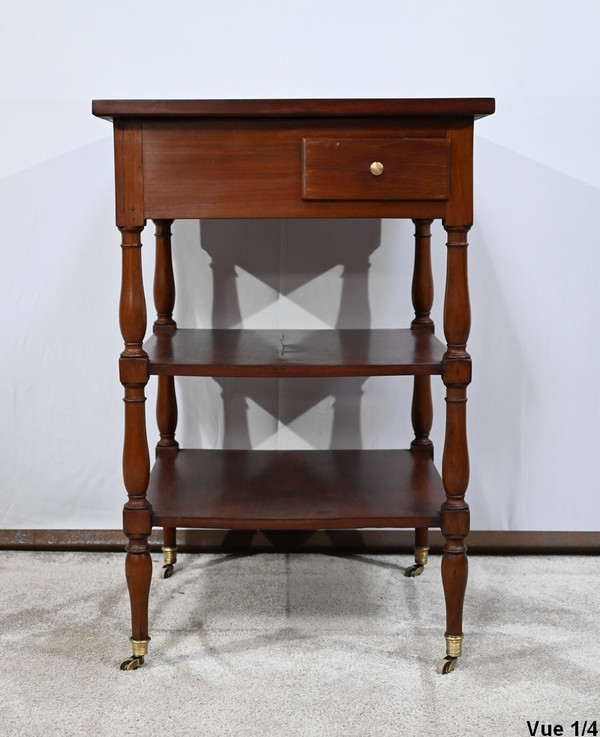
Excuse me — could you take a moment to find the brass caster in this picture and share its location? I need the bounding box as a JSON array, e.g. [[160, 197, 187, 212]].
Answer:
[[121, 637, 149, 670], [436, 656, 458, 675], [161, 546, 177, 578], [404, 563, 425, 577], [120, 656, 145, 671]]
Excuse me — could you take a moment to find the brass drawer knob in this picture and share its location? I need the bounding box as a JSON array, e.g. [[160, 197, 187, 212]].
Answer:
[[369, 161, 384, 176]]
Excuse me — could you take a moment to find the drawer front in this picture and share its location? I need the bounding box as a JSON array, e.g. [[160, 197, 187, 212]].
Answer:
[[302, 137, 450, 201]]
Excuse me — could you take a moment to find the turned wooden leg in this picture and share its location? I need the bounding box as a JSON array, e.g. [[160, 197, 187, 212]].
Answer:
[[408, 376, 432, 577], [152, 220, 179, 580], [438, 224, 471, 675], [438, 383, 469, 675], [156, 375, 179, 453], [119, 225, 152, 671], [153, 220, 179, 457], [404, 376, 433, 578], [156, 376, 178, 579], [123, 498, 152, 671], [405, 220, 434, 579], [409, 218, 435, 456], [410, 219, 434, 333], [408, 366, 432, 582], [153, 219, 176, 333]]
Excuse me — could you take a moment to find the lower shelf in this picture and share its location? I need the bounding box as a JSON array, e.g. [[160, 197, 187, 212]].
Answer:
[[147, 449, 445, 530]]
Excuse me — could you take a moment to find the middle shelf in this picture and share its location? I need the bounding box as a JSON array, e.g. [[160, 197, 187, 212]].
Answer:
[[144, 328, 446, 377]]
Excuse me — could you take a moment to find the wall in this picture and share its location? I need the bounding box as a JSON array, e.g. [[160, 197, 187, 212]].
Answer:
[[1, 0, 599, 530]]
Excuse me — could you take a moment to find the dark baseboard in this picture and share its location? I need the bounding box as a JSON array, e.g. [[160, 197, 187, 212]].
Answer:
[[0, 529, 598, 554]]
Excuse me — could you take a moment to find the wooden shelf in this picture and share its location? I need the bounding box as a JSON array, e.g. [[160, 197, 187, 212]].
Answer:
[[144, 328, 445, 378], [147, 449, 445, 529]]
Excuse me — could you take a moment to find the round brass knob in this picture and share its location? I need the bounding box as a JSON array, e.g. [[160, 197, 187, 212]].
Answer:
[[370, 161, 384, 176]]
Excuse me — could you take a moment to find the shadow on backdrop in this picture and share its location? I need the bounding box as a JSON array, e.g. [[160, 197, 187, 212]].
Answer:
[[174, 218, 383, 452]]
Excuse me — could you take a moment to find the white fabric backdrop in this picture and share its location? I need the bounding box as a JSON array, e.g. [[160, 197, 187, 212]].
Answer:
[[1, 0, 599, 530]]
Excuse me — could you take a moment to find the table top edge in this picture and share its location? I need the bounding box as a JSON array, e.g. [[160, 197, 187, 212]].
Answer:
[[92, 97, 496, 120]]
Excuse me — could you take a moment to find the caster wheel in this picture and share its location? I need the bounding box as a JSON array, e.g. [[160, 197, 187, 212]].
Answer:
[[436, 656, 458, 675], [404, 564, 425, 577], [161, 564, 174, 579], [120, 656, 144, 671]]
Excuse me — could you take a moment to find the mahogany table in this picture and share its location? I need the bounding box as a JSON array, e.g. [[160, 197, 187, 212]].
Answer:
[[92, 98, 495, 673]]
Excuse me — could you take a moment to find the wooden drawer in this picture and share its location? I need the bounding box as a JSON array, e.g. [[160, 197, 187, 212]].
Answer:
[[302, 137, 450, 201]]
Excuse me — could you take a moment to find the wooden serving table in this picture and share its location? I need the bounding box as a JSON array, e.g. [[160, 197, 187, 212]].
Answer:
[[92, 98, 495, 672]]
